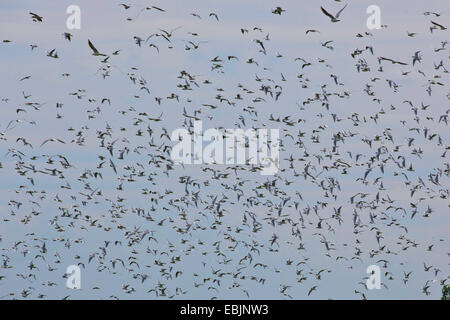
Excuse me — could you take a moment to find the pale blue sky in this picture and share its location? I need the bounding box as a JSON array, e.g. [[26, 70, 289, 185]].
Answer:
[[0, 0, 449, 300]]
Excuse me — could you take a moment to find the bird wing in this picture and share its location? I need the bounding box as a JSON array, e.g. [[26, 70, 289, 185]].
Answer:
[[88, 40, 100, 54], [170, 26, 182, 34], [159, 29, 169, 36], [110, 159, 117, 174], [320, 7, 335, 20], [158, 33, 171, 42], [336, 3, 348, 18], [431, 20, 446, 29], [151, 6, 165, 12], [30, 12, 42, 20], [40, 139, 51, 147]]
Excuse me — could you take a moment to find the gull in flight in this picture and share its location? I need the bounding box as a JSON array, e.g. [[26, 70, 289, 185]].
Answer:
[[29, 12, 43, 22], [40, 138, 66, 147], [320, 4, 348, 22], [88, 40, 107, 56]]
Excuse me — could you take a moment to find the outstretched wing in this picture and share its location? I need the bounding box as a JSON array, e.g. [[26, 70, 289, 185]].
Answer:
[[30, 12, 42, 21], [170, 25, 182, 34], [431, 20, 447, 29], [151, 6, 165, 12], [335, 3, 348, 18], [88, 40, 99, 54], [320, 7, 335, 20], [40, 139, 51, 147]]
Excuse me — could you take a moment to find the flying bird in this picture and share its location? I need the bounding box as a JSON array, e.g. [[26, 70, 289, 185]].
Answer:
[[88, 39, 107, 56], [29, 12, 43, 22], [320, 4, 348, 22], [40, 138, 66, 147]]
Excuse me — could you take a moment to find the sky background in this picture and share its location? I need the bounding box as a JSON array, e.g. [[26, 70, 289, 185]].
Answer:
[[0, 0, 449, 299]]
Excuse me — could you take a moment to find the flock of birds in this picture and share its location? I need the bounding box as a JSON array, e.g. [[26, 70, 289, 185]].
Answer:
[[0, 1, 449, 300]]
